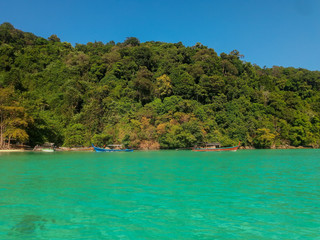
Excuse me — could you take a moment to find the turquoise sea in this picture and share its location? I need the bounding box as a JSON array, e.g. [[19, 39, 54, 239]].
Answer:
[[0, 149, 319, 239]]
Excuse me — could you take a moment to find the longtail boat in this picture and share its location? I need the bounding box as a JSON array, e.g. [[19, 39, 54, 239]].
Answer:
[[192, 142, 241, 152], [92, 144, 133, 152]]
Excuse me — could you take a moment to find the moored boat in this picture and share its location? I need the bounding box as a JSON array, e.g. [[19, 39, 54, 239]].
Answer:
[[92, 144, 133, 152], [33, 143, 55, 152], [41, 148, 55, 152], [192, 142, 240, 152]]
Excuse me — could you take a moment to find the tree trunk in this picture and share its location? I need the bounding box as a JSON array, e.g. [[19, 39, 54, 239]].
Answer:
[[0, 126, 2, 149], [8, 136, 11, 149], [0, 112, 3, 149]]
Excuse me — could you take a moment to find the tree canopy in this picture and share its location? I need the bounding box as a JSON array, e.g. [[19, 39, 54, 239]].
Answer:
[[0, 22, 319, 149]]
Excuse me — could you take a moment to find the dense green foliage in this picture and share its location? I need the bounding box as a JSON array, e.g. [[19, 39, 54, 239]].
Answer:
[[1, 22, 320, 149]]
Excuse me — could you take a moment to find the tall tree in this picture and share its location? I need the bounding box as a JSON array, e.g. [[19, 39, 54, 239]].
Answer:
[[0, 87, 30, 148]]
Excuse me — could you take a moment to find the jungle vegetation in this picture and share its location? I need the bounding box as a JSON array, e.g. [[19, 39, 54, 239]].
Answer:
[[1, 22, 320, 149]]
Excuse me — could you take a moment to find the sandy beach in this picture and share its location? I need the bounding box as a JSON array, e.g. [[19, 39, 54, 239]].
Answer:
[[0, 149, 30, 152]]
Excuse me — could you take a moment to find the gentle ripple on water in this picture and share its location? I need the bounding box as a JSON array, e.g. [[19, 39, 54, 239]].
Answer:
[[0, 149, 320, 239]]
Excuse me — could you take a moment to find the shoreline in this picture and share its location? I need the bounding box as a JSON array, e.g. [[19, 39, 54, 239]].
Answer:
[[240, 145, 316, 150], [0, 149, 31, 152], [0, 146, 318, 152]]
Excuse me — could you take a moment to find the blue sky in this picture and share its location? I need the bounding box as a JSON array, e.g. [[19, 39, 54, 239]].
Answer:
[[1, 0, 320, 70]]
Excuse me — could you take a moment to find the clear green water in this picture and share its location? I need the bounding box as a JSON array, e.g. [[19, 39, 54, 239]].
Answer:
[[0, 150, 319, 240]]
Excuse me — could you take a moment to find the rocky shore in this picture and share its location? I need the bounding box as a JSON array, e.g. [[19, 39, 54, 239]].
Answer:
[[240, 145, 316, 150]]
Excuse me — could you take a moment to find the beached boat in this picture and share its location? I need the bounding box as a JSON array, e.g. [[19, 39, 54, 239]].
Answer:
[[33, 143, 55, 152], [192, 142, 240, 152], [41, 148, 55, 152], [92, 144, 133, 152]]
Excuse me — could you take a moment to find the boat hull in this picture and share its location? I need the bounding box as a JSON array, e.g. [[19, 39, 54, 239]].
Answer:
[[92, 145, 133, 152], [41, 149, 55, 152], [192, 145, 240, 152]]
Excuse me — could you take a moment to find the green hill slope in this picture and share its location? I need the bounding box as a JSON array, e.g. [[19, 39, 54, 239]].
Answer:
[[1, 22, 320, 149]]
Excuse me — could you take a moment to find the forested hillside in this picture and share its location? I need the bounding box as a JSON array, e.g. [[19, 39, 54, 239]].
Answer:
[[1, 22, 320, 149]]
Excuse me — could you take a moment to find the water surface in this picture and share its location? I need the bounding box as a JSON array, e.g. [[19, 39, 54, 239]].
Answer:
[[0, 150, 319, 239]]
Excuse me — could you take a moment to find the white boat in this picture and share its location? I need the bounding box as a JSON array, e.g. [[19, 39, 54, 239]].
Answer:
[[41, 148, 54, 152]]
